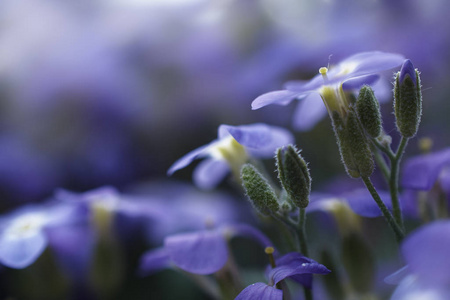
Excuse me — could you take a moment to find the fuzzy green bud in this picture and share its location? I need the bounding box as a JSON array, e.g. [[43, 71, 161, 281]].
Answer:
[[276, 145, 311, 208], [356, 85, 382, 138], [394, 59, 422, 138], [241, 163, 279, 215], [331, 110, 374, 178]]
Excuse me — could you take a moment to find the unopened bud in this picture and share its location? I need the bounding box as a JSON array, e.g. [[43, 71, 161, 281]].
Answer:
[[276, 145, 311, 208], [241, 164, 279, 215], [356, 85, 382, 138], [394, 59, 422, 138], [331, 111, 374, 178]]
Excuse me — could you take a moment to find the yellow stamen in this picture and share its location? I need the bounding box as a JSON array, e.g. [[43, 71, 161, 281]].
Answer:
[[319, 67, 328, 75]]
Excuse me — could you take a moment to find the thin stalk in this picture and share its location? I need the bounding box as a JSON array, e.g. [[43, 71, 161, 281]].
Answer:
[[361, 176, 404, 243], [373, 150, 390, 182], [389, 137, 408, 231], [371, 138, 395, 160], [298, 208, 309, 257]]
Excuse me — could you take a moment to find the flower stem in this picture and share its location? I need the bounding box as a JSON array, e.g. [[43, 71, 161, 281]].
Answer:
[[298, 208, 309, 257], [361, 176, 404, 243], [390, 137, 408, 231]]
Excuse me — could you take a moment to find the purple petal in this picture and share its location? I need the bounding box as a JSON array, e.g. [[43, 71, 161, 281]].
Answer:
[[251, 90, 300, 110], [0, 230, 47, 269], [235, 283, 282, 300], [138, 247, 171, 276], [165, 230, 228, 275], [167, 144, 211, 176], [385, 266, 410, 285], [345, 189, 393, 218], [399, 59, 417, 86], [391, 274, 450, 300], [226, 223, 275, 250], [336, 51, 404, 77], [193, 158, 230, 190], [291, 92, 327, 131], [342, 74, 379, 90], [401, 148, 450, 190], [402, 221, 450, 285], [270, 252, 330, 287]]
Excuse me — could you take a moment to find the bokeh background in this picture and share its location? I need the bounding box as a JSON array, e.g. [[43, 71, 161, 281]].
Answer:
[[1, 0, 450, 299]]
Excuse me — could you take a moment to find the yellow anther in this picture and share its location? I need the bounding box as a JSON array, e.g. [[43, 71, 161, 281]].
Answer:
[[319, 67, 328, 75], [265, 246, 275, 255], [419, 137, 433, 154]]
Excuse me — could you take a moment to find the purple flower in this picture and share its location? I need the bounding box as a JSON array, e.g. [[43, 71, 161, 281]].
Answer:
[[0, 201, 83, 269], [235, 252, 330, 300], [167, 123, 294, 189], [251, 51, 404, 130], [386, 221, 450, 299], [139, 223, 273, 275]]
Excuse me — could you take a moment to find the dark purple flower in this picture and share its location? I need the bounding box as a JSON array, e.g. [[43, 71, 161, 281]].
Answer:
[[251, 51, 404, 130], [236, 252, 330, 300], [167, 123, 294, 189], [139, 223, 274, 275], [386, 221, 450, 299]]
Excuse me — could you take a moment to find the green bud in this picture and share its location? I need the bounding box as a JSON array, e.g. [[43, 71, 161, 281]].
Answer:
[[356, 85, 382, 138], [331, 110, 374, 178], [241, 163, 279, 215], [394, 59, 422, 138], [341, 232, 375, 294], [276, 145, 311, 208]]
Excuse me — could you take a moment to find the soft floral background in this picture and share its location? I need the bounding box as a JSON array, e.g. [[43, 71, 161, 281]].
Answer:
[[1, 0, 450, 299]]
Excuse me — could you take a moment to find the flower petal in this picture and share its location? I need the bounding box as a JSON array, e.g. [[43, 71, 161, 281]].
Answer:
[[165, 230, 227, 274], [167, 144, 211, 176], [138, 247, 171, 276], [345, 189, 393, 218], [0, 230, 47, 269], [193, 158, 230, 190], [291, 92, 327, 131], [235, 282, 282, 300], [251, 90, 299, 110], [342, 74, 379, 90], [337, 51, 404, 77]]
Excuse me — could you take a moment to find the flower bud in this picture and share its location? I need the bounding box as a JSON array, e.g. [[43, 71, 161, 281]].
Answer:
[[331, 111, 374, 178], [241, 163, 279, 215], [356, 85, 382, 138], [276, 145, 311, 208], [394, 59, 422, 138]]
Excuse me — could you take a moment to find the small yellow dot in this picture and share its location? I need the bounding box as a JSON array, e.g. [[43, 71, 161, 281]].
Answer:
[[265, 246, 275, 254], [319, 67, 328, 75]]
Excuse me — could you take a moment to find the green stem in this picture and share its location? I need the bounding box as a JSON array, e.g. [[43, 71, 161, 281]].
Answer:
[[389, 137, 408, 231], [373, 150, 390, 182], [371, 138, 395, 160], [361, 176, 404, 243], [298, 208, 309, 257]]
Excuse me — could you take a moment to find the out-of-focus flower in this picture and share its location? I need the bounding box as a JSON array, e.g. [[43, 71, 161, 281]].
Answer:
[[167, 123, 293, 189], [251, 51, 404, 130], [139, 223, 273, 275], [386, 221, 450, 300], [0, 202, 83, 269], [235, 252, 330, 300]]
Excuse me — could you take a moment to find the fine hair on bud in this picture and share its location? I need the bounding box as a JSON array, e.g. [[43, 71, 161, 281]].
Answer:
[[241, 163, 279, 215], [276, 145, 311, 208], [394, 59, 422, 138], [331, 111, 374, 178], [356, 85, 382, 138]]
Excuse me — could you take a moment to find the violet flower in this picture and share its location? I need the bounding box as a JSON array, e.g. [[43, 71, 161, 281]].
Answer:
[[251, 51, 404, 130], [386, 221, 450, 300], [139, 223, 274, 275], [168, 123, 293, 189], [0, 201, 84, 269], [235, 252, 330, 300]]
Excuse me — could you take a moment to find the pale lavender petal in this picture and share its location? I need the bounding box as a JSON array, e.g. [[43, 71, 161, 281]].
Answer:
[[193, 158, 230, 190], [291, 92, 327, 131], [336, 51, 404, 77], [391, 274, 450, 300], [284, 76, 323, 92], [342, 74, 379, 90], [401, 148, 450, 190], [371, 77, 392, 104], [251, 90, 300, 110], [235, 283, 282, 300], [345, 189, 393, 218], [219, 123, 272, 147], [167, 144, 211, 176], [0, 231, 47, 269], [402, 221, 450, 285], [385, 266, 410, 285], [138, 247, 171, 276], [398, 190, 419, 219], [165, 230, 228, 275]]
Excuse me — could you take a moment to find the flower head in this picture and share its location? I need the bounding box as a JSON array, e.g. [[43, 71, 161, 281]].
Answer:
[[167, 123, 293, 189], [252, 51, 404, 130]]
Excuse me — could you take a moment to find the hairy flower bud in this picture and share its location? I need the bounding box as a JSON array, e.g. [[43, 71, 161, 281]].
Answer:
[[331, 110, 374, 178], [276, 145, 311, 208], [356, 85, 382, 138], [394, 59, 422, 138], [241, 164, 279, 215]]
